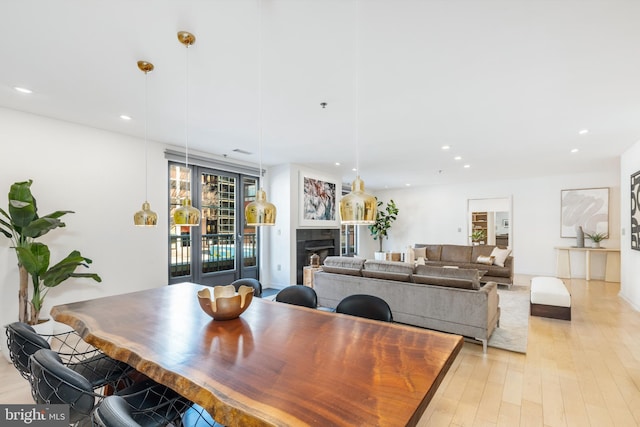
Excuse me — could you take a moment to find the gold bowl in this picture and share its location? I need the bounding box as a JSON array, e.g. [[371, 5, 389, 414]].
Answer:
[[197, 285, 254, 321]]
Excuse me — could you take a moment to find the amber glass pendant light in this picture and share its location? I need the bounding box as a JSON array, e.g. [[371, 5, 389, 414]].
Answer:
[[133, 60, 158, 226], [339, 0, 376, 225], [173, 31, 201, 227], [245, 0, 276, 226]]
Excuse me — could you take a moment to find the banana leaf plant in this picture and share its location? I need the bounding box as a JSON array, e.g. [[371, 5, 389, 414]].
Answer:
[[0, 180, 101, 325]]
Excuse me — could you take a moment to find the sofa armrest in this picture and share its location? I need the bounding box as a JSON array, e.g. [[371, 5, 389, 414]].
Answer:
[[481, 281, 499, 323]]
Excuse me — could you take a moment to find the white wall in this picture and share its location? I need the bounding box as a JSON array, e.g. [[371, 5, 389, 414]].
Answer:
[[0, 108, 170, 327], [368, 170, 620, 279], [267, 163, 294, 288], [620, 140, 640, 311], [266, 164, 342, 287]]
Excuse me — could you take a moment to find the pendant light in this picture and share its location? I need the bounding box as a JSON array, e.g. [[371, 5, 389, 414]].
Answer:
[[339, 0, 377, 225], [245, 0, 277, 226], [133, 60, 158, 226], [173, 31, 201, 227]]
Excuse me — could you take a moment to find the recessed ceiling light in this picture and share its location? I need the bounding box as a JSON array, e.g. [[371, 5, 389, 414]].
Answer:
[[120, 115, 132, 121], [405, 183, 411, 187], [571, 148, 579, 153], [464, 164, 471, 168], [14, 87, 33, 94], [579, 129, 589, 135], [352, 167, 357, 172], [441, 145, 450, 150], [335, 162, 341, 166], [454, 156, 462, 161]]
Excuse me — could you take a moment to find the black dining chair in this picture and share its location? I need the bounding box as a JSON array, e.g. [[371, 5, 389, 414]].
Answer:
[[335, 294, 394, 322], [230, 278, 263, 298], [29, 348, 189, 427], [94, 396, 224, 427], [275, 285, 317, 308], [5, 321, 132, 390]]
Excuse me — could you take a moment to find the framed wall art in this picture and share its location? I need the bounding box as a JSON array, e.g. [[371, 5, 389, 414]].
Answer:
[[631, 170, 640, 250], [299, 171, 339, 227], [560, 187, 609, 238]]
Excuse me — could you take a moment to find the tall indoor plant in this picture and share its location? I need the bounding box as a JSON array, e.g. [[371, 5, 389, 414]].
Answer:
[[0, 180, 101, 325], [368, 199, 399, 252]]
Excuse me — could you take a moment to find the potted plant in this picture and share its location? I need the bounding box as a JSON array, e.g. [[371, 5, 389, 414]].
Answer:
[[470, 229, 486, 245], [0, 180, 101, 325], [585, 231, 608, 248], [368, 199, 399, 259]]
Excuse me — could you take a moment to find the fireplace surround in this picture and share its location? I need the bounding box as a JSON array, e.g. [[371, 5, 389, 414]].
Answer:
[[296, 229, 340, 284]]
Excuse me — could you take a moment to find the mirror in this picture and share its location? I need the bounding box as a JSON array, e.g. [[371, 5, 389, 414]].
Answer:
[[468, 197, 512, 248]]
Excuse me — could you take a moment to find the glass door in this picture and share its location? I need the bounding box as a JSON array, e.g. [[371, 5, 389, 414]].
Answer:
[[169, 163, 260, 285]]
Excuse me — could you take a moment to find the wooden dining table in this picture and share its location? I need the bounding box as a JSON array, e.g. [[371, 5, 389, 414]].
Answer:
[[51, 282, 463, 427]]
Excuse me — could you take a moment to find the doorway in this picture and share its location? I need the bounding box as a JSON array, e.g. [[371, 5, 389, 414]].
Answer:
[[169, 163, 259, 286], [468, 197, 512, 248]]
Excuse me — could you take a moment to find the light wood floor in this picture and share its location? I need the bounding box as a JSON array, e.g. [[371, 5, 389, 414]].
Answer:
[[2, 275, 639, 426]]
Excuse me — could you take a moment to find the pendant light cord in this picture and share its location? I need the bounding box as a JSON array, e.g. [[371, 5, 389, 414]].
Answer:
[[144, 69, 149, 202], [185, 43, 190, 172], [354, 0, 360, 177], [258, 0, 263, 183]]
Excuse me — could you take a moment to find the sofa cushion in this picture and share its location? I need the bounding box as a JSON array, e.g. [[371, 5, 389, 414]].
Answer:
[[412, 275, 477, 289], [471, 245, 499, 260], [322, 256, 365, 276], [363, 260, 413, 282], [415, 244, 442, 261], [457, 262, 510, 278], [490, 247, 512, 267], [414, 265, 484, 289], [440, 245, 472, 263]]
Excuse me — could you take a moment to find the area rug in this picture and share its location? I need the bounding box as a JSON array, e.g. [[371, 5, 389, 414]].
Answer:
[[485, 284, 530, 353]]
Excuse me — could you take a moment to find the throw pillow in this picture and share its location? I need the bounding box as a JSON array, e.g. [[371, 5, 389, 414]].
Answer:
[[490, 247, 511, 267], [476, 255, 495, 265], [414, 247, 427, 260], [416, 257, 426, 266], [405, 246, 415, 264]]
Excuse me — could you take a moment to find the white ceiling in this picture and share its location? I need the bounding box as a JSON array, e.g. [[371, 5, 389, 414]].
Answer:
[[1, 0, 639, 190]]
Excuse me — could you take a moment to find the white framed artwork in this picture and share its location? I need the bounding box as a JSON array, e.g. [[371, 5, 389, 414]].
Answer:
[[299, 171, 339, 227]]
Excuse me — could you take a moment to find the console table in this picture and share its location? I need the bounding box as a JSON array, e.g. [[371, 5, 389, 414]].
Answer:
[[554, 246, 620, 282], [303, 266, 321, 287]]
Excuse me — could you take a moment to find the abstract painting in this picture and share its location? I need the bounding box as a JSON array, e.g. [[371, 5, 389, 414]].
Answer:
[[299, 172, 338, 226], [560, 187, 609, 238], [631, 171, 640, 250]]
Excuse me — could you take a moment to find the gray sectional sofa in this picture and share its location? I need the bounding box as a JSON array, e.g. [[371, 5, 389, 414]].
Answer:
[[414, 243, 513, 288], [314, 256, 501, 352]]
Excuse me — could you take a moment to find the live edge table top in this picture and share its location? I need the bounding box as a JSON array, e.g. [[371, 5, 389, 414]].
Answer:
[[51, 282, 463, 427]]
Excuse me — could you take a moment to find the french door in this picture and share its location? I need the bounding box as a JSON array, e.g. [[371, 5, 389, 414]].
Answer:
[[169, 163, 260, 286]]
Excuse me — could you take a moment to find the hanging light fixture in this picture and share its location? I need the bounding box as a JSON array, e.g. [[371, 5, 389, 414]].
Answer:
[[245, 0, 276, 226], [339, 0, 377, 225], [133, 60, 158, 227], [173, 31, 201, 227]]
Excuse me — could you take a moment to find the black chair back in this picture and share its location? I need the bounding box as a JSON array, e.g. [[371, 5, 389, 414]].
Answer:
[[336, 294, 394, 322], [29, 349, 96, 424], [93, 395, 141, 427], [230, 278, 263, 298], [6, 322, 51, 379], [275, 285, 317, 308]]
